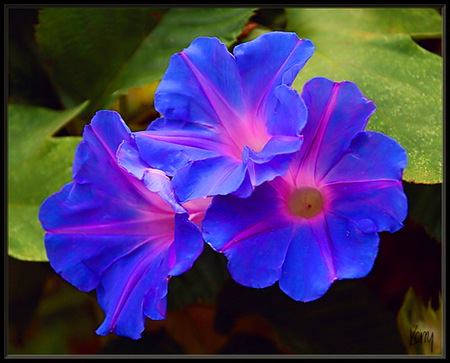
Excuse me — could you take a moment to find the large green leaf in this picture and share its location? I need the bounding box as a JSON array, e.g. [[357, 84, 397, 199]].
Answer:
[[8, 103, 87, 261], [285, 8, 443, 184], [36, 7, 256, 116]]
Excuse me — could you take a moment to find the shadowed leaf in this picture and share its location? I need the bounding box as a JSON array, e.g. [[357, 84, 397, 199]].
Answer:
[[36, 8, 256, 116]]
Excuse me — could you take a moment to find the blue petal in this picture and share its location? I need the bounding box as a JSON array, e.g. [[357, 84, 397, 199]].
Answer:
[[95, 243, 171, 339], [278, 218, 335, 302], [242, 135, 302, 186], [202, 180, 383, 303], [203, 183, 293, 288], [226, 222, 294, 288], [325, 214, 380, 280], [135, 118, 224, 176], [171, 156, 248, 202], [246, 135, 303, 164], [72, 110, 133, 186], [42, 224, 154, 293], [168, 213, 204, 277], [144, 291, 168, 322], [155, 37, 243, 127], [267, 84, 308, 136], [135, 34, 315, 200], [321, 131, 408, 233], [323, 131, 408, 183], [323, 180, 407, 233], [39, 110, 203, 339], [248, 153, 295, 188], [230, 170, 254, 198], [117, 139, 185, 214], [290, 77, 376, 182], [39, 178, 167, 245], [235, 32, 314, 121], [279, 212, 380, 302]]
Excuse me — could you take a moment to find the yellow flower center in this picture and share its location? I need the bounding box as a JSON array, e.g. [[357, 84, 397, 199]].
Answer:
[[287, 187, 323, 218]]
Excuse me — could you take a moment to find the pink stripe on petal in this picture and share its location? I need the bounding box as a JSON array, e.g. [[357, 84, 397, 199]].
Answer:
[[180, 52, 242, 124], [295, 82, 340, 181], [45, 217, 174, 236], [98, 242, 169, 337], [219, 215, 291, 253], [290, 78, 376, 185], [305, 213, 337, 280], [279, 219, 336, 302], [139, 129, 226, 152], [322, 179, 407, 233], [179, 51, 271, 161], [110, 253, 159, 329], [179, 52, 247, 157]]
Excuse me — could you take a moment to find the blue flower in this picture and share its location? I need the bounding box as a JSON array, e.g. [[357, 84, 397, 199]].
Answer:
[[202, 77, 408, 302], [132, 32, 315, 202], [39, 111, 207, 340]]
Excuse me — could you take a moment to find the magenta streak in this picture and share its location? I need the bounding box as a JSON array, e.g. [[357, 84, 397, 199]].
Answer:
[[322, 179, 402, 202], [308, 214, 337, 280], [108, 242, 168, 332], [141, 130, 224, 152], [47, 217, 174, 236], [219, 216, 291, 252], [88, 124, 123, 165], [88, 125, 159, 208], [323, 178, 401, 188], [294, 83, 340, 184], [252, 39, 303, 118], [179, 53, 245, 158]]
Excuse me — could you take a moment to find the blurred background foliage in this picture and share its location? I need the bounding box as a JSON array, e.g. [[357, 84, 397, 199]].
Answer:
[[7, 6, 443, 356]]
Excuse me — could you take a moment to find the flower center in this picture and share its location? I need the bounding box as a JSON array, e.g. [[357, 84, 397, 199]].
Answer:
[[223, 116, 270, 160], [287, 187, 323, 218]]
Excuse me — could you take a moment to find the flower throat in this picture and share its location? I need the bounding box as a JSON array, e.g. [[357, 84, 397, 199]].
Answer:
[[288, 187, 323, 218]]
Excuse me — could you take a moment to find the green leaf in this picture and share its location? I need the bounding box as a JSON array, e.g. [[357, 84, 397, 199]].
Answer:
[[110, 7, 256, 98], [287, 8, 442, 37], [286, 8, 443, 184], [8, 102, 87, 170], [36, 7, 256, 116], [8, 103, 87, 261]]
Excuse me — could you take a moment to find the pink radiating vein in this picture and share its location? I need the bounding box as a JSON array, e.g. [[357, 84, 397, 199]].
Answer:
[[293, 83, 341, 186], [180, 52, 270, 160], [47, 217, 175, 236], [141, 130, 225, 152], [252, 38, 303, 119], [179, 53, 245, 157], [307, 213, 337, 280], [219, 215, 291, 253], [108, 241, 168, 332], [88, 125, 164, 209], [321, 179, 402, 203]]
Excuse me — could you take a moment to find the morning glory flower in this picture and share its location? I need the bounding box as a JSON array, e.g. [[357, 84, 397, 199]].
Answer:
[[202, 77, 408, 302], [39, 111, 206, 340], [133, 32, 314, 202]]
